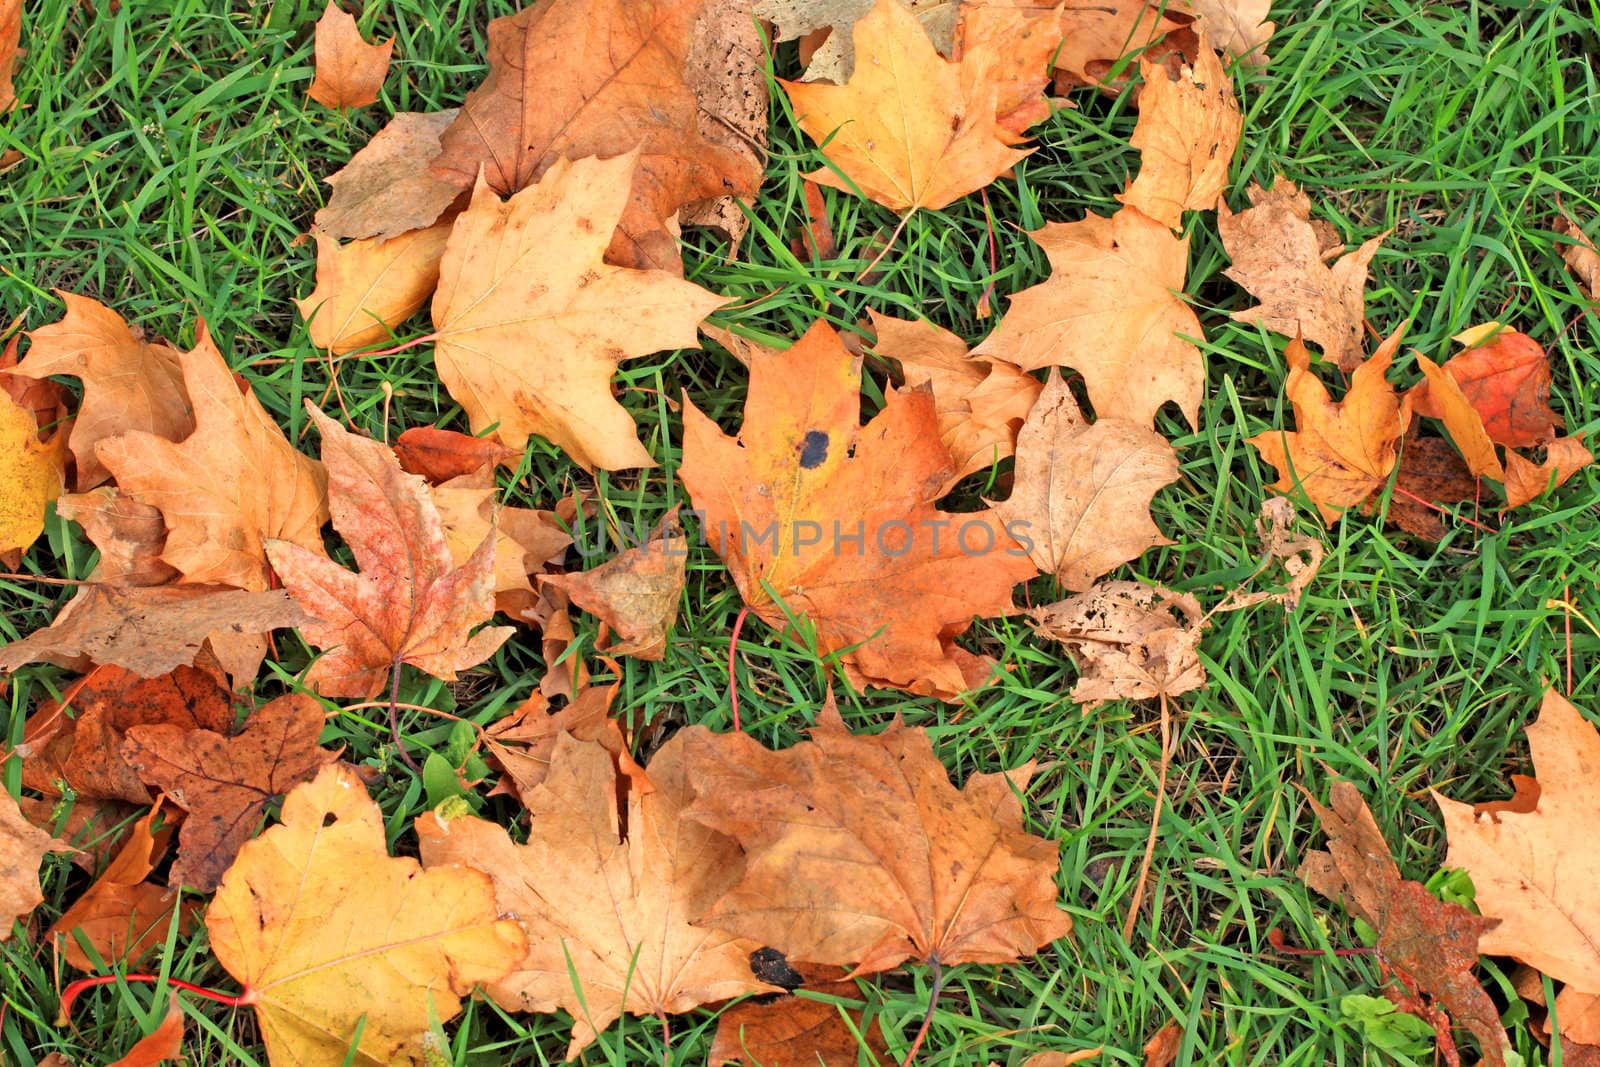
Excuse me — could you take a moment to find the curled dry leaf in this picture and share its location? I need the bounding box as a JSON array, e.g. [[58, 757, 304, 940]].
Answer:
[[0, 329, 69, 436], [1218, 179, 1387, 372], [393, 426, 520, 484], [55, 489, 178, 587], [1555, 211, 1599, 300], [296, 223, 453, 354], [1023, 1051, 1103, 1067], [207, 764, 526, 1066], [264, 405, 514, 699], [1411, 353, 1504, 480], [123, 693, 341, 892], [1410, 328, 1561, 450], [432, 469, 572, 619], [975, 205, 1205, 428], [430, 153, 725, 470], [680, 321, 1036, 700], [0, 386, 64, 556], [307, 0, 393, 110], [482, 682, 626, 806], [1300, 780, 1507, 1067], [1502, 435, 1592, 508], [1032, 581, 1206, 705], [106, 995, 184, 1067], [1118, 43, 1242, 230], [1142, 1021, 1183, 1067], [418, 731, 778, 1058], [15, 292, 192, 490], [1, 790, 74, 941], [541, 507, 687, 660], [993, 370, 1178, 591], [315, 111, 464, 242], [682, 703, 1074, 975]]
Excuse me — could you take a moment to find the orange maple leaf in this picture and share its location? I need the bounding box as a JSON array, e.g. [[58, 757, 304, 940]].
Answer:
[[306, 0, 393, 110]]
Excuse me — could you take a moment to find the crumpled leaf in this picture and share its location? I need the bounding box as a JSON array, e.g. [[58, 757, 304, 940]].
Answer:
[[419, 730, 776, 1057], [123, 693, 341, 892], [55, 489, 178, 587], [1219, 179, 1387, 371], [680, 321, 1036, 700], [1053, 0, 1184, 89], [431, 469, 572, 618], [393, 426, 519, 484], [1410, 328, 1561, 449], [314, 111, 464, 242], [482, 682, 626, 806], [682, 703, 1074, 975], [207, 764, 526, 1066], [993, 370, 1178, 591], [15, 292, 193, 490], [430, 153, 725, 470], [1555, 212, 1599, 300], [975, 205, 1205, 428], [106, 995, 184, 1067], [265, 405, 514, 699], [296, 223, 453, 354], [1, 790, 73, 941], [782, 0, 1035, 212], [307, 0, 393, 110], [541, 507, 687, 660], [0, 386, 64, 556], [1502, 435, 1592, 508], [1172, 0, 1274, 66], [1301, 780, 1507, 1067], [95, 322, 329, 591], [1032, 581, 1206, 705], [1118, 43, 1242, 231]]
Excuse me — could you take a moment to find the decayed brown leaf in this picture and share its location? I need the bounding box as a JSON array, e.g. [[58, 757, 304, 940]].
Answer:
[[975, 206, 1205, 428], [296, 223, 452, 354], [1502, 435, 1592, 508], [1410, 328, 1561, 450], [307, 0, 393, 110], [1, 790, 73, 941], [418, 731, 777, 1057], [1247, 331, 1408, 522], [1032, 581, 1207, 705], [106, 995, 184, 1067], [682, 704, 1074, 975], [1376, 435, 1477, 541], [1301, 780, 1507, 1067], [0, 386, 63, 556], [1142, 1021, 1183, 1067], [265, 406, 513, 699], [54, 490, 178, 587], [680, 0, 771, 248], [680, 321, 1036, 699], [429, 0, 761, 272], [1555, 212, 1599, 300], [541, 508, 685, 660], [393, 426, 519, 484], [1218, 179, 1387, 371], [1173, 0, 1274, 65], [708, 962, 890, 1067], [15, 292, 193, 490], [430, 153, 725, 470], [994, 370, 1178, 591], [18, 794, 140, 874], [96, 323, 328, 591], [315, 111, 464, 242], [867, 310, 1041, 488], [782, 0, 1038, 213], [208, 764, 526, 1066], [1119, 44, 1241, 231], [123, 693, 341, 892]]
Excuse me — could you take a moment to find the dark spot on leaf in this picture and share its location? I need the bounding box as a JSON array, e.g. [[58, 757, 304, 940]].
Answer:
[[749, 947, 805, 990], [798, 430, 828, 469]]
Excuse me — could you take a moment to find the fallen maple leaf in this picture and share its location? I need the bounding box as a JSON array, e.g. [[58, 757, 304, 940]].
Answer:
[[682, 702, 1074, 975], [1173, 0, 1274, 66], [95, 322, 328, 591], [680, 321, 1036, 699], [14, 292, 193, 490], [207, 764, 526, 1066], [1502, 435, 1592, 508], [482, 682, 626, 805], [1412, 354, 1504, 480], [430, 153, 725, 470], [1555, 212, 1599, 300], [419, 730, 776, 1055], [432, 469, 571, 619], [955, 1, 1061, 135], [0, 387, 64, 556], [393, 426, 519, 484], [107, 995, 184, 1067], [54, 489, 178, 587], [1053, 0, 1184, 89], [782, 0, 1032, 213], [265, 405, 514, 699], [429, 0, 761, 272], [307, 0, 393, 110], [314, 111, 464, 242], [0, 0, 19, 111], [709, 961, 890, 1067], [1032, 581, 1207, 704], [296, 223, 452, 354], [1219, 179, 1387, 371], [758, 0, 958, 84], [0, 329, 68, 439], [541, 508, 687, 660], [1, 789, 73, 941], [123, 693, 341, 892], [993, 370, 1178, 590], [974, 205, 1205, 428], [1119, 44, 1241, 230], [867, 310, 1041, 488], [1375, 435, 1477, 541], [1247, 331, 1408, 522], [1411, 328, 1561, 449], [1300, 781, 1507, 1067]]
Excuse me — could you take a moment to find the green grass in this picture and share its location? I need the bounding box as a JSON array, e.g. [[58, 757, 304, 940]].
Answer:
[[3, 0, 1599, 1064]]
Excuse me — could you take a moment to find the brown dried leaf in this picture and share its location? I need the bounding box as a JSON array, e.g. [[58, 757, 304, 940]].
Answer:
[[1119, 44, 1241, 230], [307, 0, 393, 110], [709, 971, 890, 1066], [55, 490, 178, 587], [1502, 435, 1592, 508], [680, 0, 770, 247], [1172, 0, 1273, 66], [1, 790, 74, 941], [483, 683, 625, 806], [315, 111, 465, 242], [393, 426, 519, 484], [1555, 212, 1599, 300], [541, 508, 687, 660], [1031, 581, 1206, 705]]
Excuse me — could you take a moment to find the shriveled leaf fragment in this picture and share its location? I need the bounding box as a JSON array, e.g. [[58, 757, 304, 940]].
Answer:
[[680, 0, 771, 246], [1119, 44, 1241, 230], [541, 508, 686, 660], [867, 310, 1041, 487], [107, 995, 184, 1067], [431, 469, 571, 616], [430, 154, 725, 470], [1, 790, 73, 940], [307, 0, 393, 109], [1502, 436, 1592, 508], [1301, 781, 1507, 1067], [95, 324, 328, 591], [1031, 581, 1206, 704], [15, 292, 193, 489], [1172, 0, 1273, 65], [1411, 329, 1561, 449], [55, 490, 178, 587], [1412, 354, 1503, 480], [758, 0, 957, 83], [394, 426, 519, 483], [709, 963, 890, 1067], [1142, 1021, 1183, 1067], [265, 406, 513, 699], [1555, 212, 1599, 300], [418, 732, 776, 1057], [680, 321, 1036, 700], [682, 705, 1073, 974], [1219, 179, 1387, 371], [0, 387, 63, 555], [0, 584, 311, 678], [296, 224, 452, 354], [482, 683, 625, 806], [994, 370, 1178, 591], [1247, 332, 1407, 522], [123, 694, 341, 892], [975, 206, 1205, 428], [315, 111, 464, 242], [782, 0, 1031, 212], [208, 764, 526, 1066]]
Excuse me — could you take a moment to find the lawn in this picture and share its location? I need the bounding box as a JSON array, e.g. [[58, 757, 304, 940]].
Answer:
[[2, 0, 1599, 1064]]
